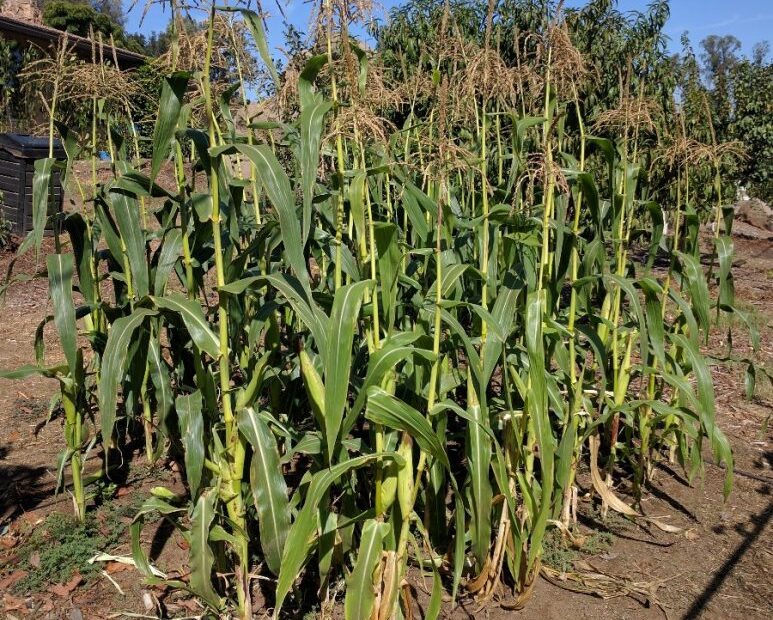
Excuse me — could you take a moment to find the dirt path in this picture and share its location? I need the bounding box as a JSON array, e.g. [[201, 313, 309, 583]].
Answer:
[[0, 234, 771, 619]]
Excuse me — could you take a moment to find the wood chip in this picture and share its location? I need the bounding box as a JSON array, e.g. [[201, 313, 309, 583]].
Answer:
[[50, 572, 83, 598]]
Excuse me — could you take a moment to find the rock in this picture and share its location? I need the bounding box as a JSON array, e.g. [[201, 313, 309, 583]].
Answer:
[[735, 198, 773, 231], [69, 608, 84, 620]]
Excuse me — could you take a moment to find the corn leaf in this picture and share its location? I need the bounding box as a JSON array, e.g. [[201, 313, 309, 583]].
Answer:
[[176, 390, 205, 497], [150, 72, 189, 183], [151, 294, 220, 359], [323, 279, 372, 458], [98, 308, 156, 441], [344, 519, 389, 620], [237, 408, 290, 575], [46, 254, 77, 372], [189, 491, 223, 611]]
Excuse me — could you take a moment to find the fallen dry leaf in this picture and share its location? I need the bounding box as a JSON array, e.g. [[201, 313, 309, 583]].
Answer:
[[29, 551, 40, 568], [105, 561, 131, 574], [50, 572, 83, 598], [0, 534, 19, 550], [174, 597, 202, 613], [2, 593, 27, 612], [0, 570, 28, 590]]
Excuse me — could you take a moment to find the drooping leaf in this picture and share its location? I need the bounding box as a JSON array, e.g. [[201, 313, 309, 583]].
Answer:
[[151, 294, 220, 359]]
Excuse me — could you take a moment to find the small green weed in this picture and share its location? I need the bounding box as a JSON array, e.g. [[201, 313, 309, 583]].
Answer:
[[541, 528, 614, 572], [13, 501, 130, 593]]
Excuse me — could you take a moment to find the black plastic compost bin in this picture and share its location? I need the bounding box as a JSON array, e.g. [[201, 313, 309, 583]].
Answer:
[[0, 133, 65, 235]]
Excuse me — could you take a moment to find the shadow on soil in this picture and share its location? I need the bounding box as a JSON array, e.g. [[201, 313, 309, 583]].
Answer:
[[0, 445, 49, 523], [682, 497, 773, 619]]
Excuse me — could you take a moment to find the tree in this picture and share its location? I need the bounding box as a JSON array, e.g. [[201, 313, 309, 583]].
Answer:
[[42, 0, 123, 40], [90, 0, 124, 26], [729, 49, 773, 200], [700, 34, 741, 136]]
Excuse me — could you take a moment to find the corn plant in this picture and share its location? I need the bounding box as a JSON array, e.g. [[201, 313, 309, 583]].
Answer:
[[0, 1, 756, 617]]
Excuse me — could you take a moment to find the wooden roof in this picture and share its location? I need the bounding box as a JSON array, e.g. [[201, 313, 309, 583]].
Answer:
[[0, 13, 145, 69]]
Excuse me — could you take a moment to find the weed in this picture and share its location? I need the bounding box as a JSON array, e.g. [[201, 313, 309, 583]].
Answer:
[[13, 503, 127, 593], [542, 529, 614, 572]]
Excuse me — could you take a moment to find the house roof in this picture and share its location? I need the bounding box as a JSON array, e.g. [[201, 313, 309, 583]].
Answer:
[[0, 14, 146, 69]]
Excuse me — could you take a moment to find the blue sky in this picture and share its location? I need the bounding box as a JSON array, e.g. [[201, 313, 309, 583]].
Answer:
[[125, 1, 773, 58]]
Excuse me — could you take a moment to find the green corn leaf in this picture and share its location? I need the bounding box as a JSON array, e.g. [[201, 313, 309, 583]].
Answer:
[[153, 228, 182, 296], [525, 293, 555, 566], [607, 274, 649, 366], [481, 275, 520, 384], [365, 386, 449, 469], [211, 143, 310, 291], [323, 279, 372, 458], [645, 201, 664, 268], [344, 332, 435, 435], [639, 277, 665, 366], [299, 100, 332, 244], [318, 507, 337, 599], [671, 333, 733, 497], [298, 54, 328, 109], [189, 490, 223, 611], [131, 496, 186, 578], [716, 235, 735, 308], [0, 363, 67, 380], [678, 252, 711, 334], [237, 408, 290, 575], [344, 519, 389, 620], [148, 333, 173, 441], [150, 72, 189, 183], [400, 183, 429, 241], [726, 304, 760, 351], [63, 214, 96, 307], [19, 157, 55, 260], [274, 453, 399, 617], [151, 294, 220, 359], [109, 187, 149, 298], [668, 288, 700, 346], [349, 169, 367, 243], [98, 308, 156, 441], [46, 254, 77, 372], [374, 222, 401, 328], [440, 309, 482, 385], [239, 10, 279, 89], [221, 273, 327, 353], [464, 375, 492, 569], [176, 390, 205, 497]]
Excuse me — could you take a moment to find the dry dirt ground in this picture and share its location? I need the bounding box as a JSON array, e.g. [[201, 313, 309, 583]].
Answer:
[[0, 220, 771, 618]]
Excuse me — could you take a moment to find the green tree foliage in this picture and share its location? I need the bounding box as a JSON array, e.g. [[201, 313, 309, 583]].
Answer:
[[43, 0, 122, 39], [42, 0, 144, 53], [729, 49, 773, 200], [0, 37, 39, 129]]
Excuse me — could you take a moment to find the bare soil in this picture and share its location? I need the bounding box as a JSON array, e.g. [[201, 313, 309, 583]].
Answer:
[[0, 226, 771, 619]]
